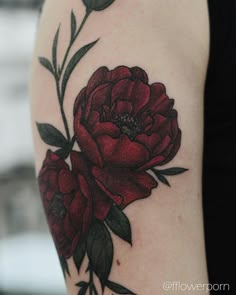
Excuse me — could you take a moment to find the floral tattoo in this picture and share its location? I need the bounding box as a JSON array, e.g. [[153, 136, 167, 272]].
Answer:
[[37, 0, 188, 294]]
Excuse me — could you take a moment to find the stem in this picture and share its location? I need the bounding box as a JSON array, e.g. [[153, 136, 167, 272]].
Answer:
[[54, 9, 92, 143], [89, 265, 94, 295], [56, 77, 71, 142], [60, 9, 92, 75]]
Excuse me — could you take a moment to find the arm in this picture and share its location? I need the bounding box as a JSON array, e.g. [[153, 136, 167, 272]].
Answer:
[[30, 0, 209, 294]]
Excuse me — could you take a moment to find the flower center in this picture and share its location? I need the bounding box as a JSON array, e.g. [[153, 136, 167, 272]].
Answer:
[[50, 194, 66, 219], [113, 113, 141, 140]]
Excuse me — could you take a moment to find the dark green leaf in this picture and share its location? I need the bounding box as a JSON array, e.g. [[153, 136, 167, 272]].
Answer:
[[158, 167, 189, 176], [36, 123, 68, 148], [52, 26, 60, 72], [76, 281, 88, 288], [61, 39, 99, 99], [78, 284, 88, 295], [73, 242, 86, 274], [155, 173, 170, 187], [82, 0, 115, 11], [106, 280, 136, 294], [106, 205, 132, 245], [87, 220, 113, 289], [38, 57, 54, 74], [55, 148, 69, 159], [59, 256, 70, 277], [70, 11, 77, 41]]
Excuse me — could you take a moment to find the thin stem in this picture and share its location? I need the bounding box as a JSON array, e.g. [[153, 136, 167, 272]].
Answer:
[[54, 9, 92, 144], [89, 265, 94, 295], [55, 78, 71, 142], [60, 9, 92, 75]]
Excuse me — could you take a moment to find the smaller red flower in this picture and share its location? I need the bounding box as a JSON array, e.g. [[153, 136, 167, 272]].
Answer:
[[38, 150, 113, 258]]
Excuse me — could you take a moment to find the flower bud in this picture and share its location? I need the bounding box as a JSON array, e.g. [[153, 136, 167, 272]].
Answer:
[[82, 0, 115, 11]]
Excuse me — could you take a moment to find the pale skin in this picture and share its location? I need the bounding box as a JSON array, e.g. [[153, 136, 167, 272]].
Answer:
[[30, 0, 209, 294]]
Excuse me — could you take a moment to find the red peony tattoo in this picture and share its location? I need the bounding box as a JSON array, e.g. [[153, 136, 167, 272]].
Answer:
[[37, 1, 188, 294]]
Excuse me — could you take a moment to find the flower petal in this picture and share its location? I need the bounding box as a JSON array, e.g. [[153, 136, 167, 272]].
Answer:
[[58, 170, 77, 194], [137, 155, 166, 171], [130, 67, 149, 84], [86, 67, 109, 96], [96, 134, 150, 168], [74, 87, 86, 115], [151, 113, 171, 137], [112, 100, 133, 116], [111, 79, 150, 115], [153, 135, 171, 155], [74, 121, 103, 167], [159, 130, 181, 166], [92, 167, 157, 208], [135, 133, 162, 152], [85, 83, 112, 119], [147, 83, 174, 115], [107, 66, 132, 82]]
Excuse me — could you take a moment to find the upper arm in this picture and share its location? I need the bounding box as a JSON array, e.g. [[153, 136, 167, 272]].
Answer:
[[30, 1, 209, 294]]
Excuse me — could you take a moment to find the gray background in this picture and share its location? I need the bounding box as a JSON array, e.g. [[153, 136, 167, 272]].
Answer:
[[0, 1, 66, 294]]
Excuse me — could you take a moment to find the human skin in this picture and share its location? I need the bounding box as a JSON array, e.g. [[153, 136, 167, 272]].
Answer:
[[30, 0, 209, 294]]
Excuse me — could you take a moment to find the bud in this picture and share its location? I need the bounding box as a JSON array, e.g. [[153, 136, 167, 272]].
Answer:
[[82, 0, 115, 11]]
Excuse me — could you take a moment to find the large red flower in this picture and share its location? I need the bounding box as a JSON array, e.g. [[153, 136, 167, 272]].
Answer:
[[38, 150, 113, 258], [73, 66, 181, 206]]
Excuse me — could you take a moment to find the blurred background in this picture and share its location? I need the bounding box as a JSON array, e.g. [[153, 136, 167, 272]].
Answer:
[[0, 1, 66, 294]]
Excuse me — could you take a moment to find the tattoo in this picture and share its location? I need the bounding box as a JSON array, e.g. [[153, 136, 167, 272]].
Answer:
[[37, 0, 188, 294]]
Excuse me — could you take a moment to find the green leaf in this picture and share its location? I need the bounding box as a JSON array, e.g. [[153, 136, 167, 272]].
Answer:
[[78, 284, 88, 295], [155, 173, 170, 187], [76, 281, 88, 288], [52, 26, 60, 72], [36, 123, 68, 148], [70, 11, 77, 41], [158, 167, 189, 176], [38, 57, 54, 74], [87, 220, 113, 289], [59, 256, 70, 277], [106, 205, 132, 245], [61, 39, 99, 99], [82, 0, 115, 11], [106, 280, 136, 294], [55, 148, 69, 159], [73, 242, 86, 274]]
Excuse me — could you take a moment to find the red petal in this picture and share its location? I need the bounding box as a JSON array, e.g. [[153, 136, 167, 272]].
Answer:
[[58, 170, 77, 194], [96, 134, 150, 168], [93, 192, 112, 220], [86, 67, 109, 96], [169, 110, 179, 139], [159, 130, 181, 166], [153, 135, 171, 155], [135, 133, 162, 152], [151, 114, 171, 137], [69, 191, 87, 228], [74, 87, 86, 115], [85, 83, 112, 119], [92, 167, 157, 208], [137, 155, 166, 171], [95, 178, 123, 206], [43, 150, 69, 170], [92, 121, 120, 138], [74, 121, 103, 167], [107, 66, 132, 82], [147, 83, 174, 115], [87, 110, 100, 127], [130, 67, 149, 83], [70, 152, 90, 176], [111, 79, 150, 115], [112, 100, 133, 116]]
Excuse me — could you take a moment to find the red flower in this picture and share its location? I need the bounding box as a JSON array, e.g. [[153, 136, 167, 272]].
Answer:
[[38, 150, 113, 258], [74, 66, 181, 207]]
